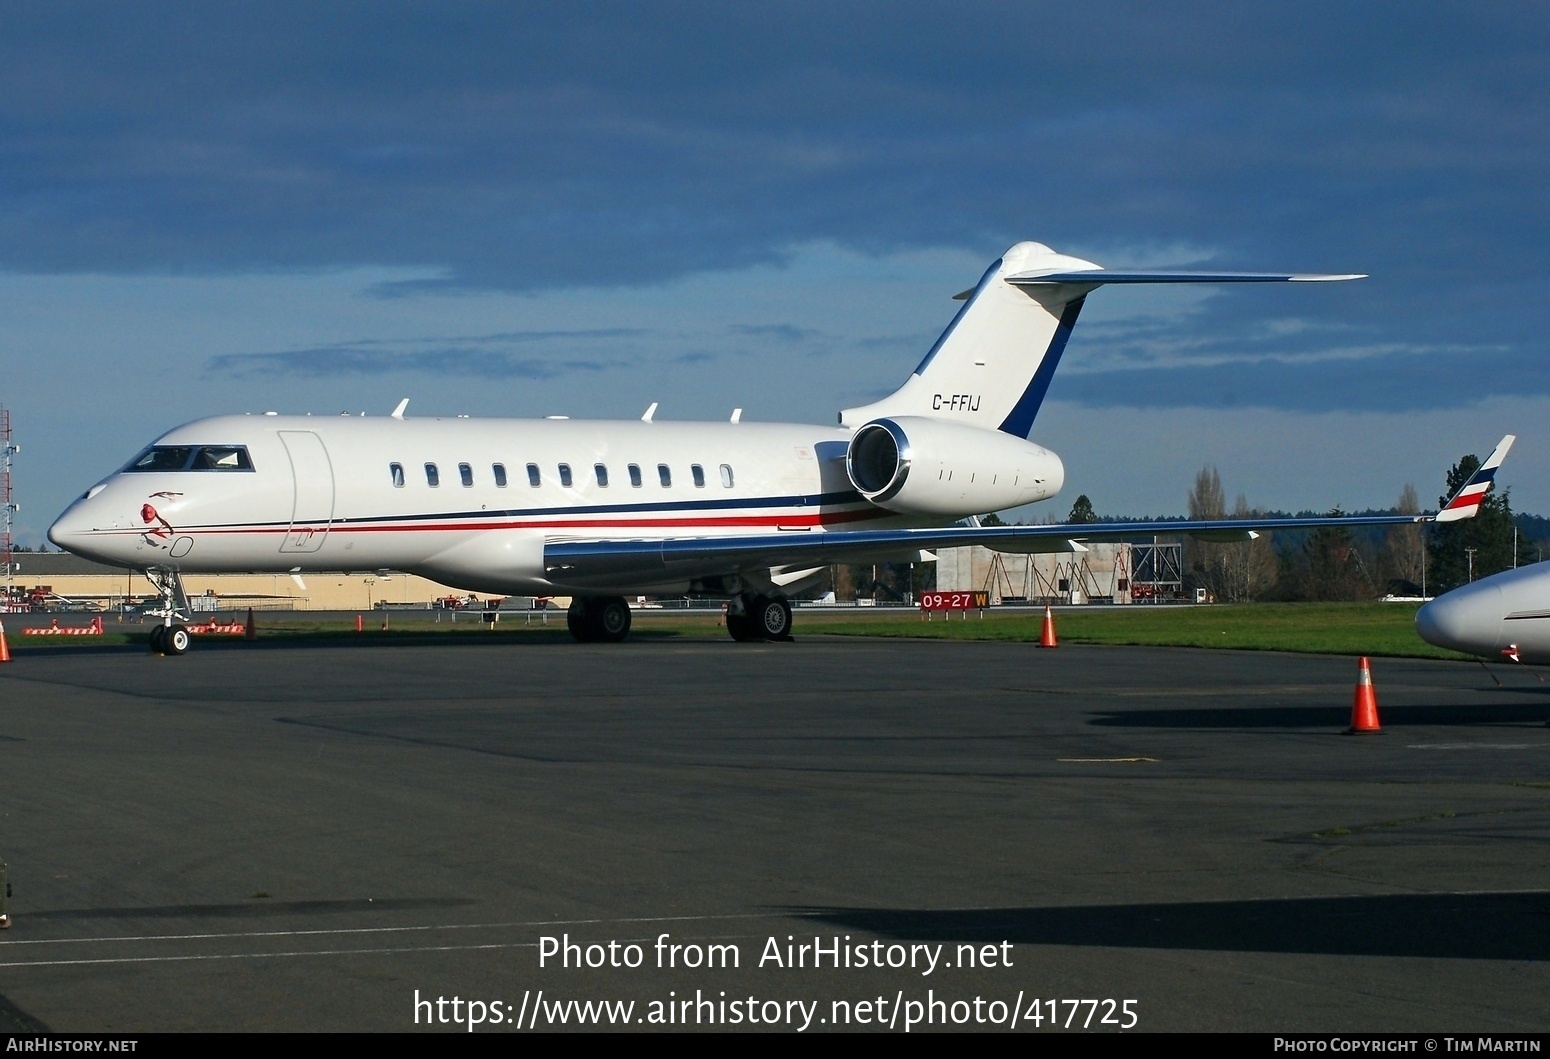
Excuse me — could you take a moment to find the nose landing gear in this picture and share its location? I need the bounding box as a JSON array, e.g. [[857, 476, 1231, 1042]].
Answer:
[[144, 567, 193, 656]]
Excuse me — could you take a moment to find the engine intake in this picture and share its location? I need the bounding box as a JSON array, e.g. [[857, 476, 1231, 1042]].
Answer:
[[844, 416, 1063, 518]]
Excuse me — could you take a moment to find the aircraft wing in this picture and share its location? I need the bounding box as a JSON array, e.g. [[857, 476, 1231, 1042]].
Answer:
[[548, 434, 1514, 587], [544, 511, 1425, 586]]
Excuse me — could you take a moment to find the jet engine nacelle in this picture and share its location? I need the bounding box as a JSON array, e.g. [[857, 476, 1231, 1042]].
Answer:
[[845, 417, 1064, 517]]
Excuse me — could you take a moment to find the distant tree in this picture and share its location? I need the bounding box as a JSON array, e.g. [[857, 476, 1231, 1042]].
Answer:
[[1185, 466, 1230, 600], [1188, 467, 1226, 522], [980, 511, 1007, 527], [1380, 484, 1427, 595], [1292, 509, 1377, 601], [1067, 495, 1097, 524], [1224, 493, 1279, 602], [1428, 454, 1516, 592]]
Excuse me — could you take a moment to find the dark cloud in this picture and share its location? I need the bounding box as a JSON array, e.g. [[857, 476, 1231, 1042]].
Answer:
[[3, 2, 1549, 407], [1050, 347, 1535, 413], [209, 330, 633, 378], [728, 324, 819, 343]]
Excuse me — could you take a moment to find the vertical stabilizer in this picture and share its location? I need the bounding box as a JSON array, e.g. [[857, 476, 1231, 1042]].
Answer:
[[840, 242, 1100, 438]]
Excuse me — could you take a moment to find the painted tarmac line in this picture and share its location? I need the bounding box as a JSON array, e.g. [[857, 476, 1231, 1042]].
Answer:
[[1406, 744, 1543, 749], [0, 940, 539, 969], [0, 911, 784, 948]]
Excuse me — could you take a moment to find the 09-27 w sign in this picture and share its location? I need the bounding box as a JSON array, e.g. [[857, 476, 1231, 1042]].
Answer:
[[919, 591, 989, 612]]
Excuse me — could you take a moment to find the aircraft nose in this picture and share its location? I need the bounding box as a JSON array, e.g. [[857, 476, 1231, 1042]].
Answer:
[[48, 503, 90, 552], [1415, 583, 1506, 657], [48, 491, 121, 562]]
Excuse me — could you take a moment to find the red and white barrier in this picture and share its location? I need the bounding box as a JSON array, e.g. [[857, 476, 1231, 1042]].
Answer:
[[24, 616, 105, 636], [188, 621, 247, 636]]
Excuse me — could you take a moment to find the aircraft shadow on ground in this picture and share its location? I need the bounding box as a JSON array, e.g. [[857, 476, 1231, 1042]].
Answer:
[[1087, 702, 1550, 728], [795, 892, 1550, 961]]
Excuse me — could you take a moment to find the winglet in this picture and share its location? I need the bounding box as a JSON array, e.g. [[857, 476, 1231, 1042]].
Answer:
[[1435, 435, 1515, 522], [390, 398, 409, 420], [642, 402, 658, 423]]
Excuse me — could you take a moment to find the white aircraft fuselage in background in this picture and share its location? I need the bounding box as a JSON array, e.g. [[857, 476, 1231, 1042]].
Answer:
[[1417, 562, 1550, 664], [52, 239, 1493, 648]]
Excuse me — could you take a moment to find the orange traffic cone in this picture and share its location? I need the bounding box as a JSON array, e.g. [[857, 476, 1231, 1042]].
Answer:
[[0, 620, 10, 663], [1039, 605, 1059, 648], [244, 608, 257, 641], [356, 614, 364, 633], [1346, 656, 1382, 734]]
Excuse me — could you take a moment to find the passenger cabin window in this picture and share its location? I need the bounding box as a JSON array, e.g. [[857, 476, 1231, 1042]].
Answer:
[[720, 464, 734, 488], [389, 463, 405, 488], [628, 464, 642, 488], [559, 463, 573, 488], [126, 445, 254, 472], [658, 464, 671, 488], [459, 463, 474, 487], [691, 464, 705, 488], [527, 463, 541, 487], [425, 463, 440, 488], [493, 463, 507, 488], [595, 464, 609, 487]]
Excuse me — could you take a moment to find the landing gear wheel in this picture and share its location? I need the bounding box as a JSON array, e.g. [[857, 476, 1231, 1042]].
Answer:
[[149, 625, 167, 654], [592, 597, 632, 642], [755, 596, 793, 641], [567, 597, 633, 643], [567, 598, 595, 642], [164, 624, 191, 655], [726, 611, 760, 642]]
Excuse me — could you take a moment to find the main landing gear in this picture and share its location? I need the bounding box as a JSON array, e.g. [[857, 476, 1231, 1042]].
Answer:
[[145, 567, 193, 656], [567, 596, 633, 643], [726, 594, 793, 643]]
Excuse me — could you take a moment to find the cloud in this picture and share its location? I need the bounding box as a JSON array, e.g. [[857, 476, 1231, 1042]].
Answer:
[[209, 329, 638, 378], [1049, 346, 1539, 413], [728, 323, 819, 343], [2, 6, 1545, 313]]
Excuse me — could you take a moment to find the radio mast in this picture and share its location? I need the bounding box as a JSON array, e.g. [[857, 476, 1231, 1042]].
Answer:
[[1, 407, 14, 611]]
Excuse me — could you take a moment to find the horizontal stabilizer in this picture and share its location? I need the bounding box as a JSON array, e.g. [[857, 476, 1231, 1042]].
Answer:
[[1007, 270, 1366, 287]]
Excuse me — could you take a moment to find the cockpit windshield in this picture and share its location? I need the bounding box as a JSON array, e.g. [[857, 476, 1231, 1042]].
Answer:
[[124, 445, 254, 472]]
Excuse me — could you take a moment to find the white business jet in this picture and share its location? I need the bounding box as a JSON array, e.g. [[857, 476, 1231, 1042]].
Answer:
[[1411, 436, 1548, 663], [48, 241, 1506, 653]]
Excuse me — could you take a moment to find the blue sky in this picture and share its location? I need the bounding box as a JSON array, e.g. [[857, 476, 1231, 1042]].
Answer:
[[2, 2, 1547, 541]]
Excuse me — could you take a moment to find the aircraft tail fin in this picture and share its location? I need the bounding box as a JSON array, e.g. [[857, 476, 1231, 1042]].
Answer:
[[838, 242, 1364, 438], [1435, 435, 1515, 522]]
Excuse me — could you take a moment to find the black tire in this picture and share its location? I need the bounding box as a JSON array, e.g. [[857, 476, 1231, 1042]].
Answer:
[[726, 610, 760, 642], [755, 596, 793, 640], [567, 598, 594, 642], [149, 625, 167, 654], [165, 624, 191, 655], [593, 597, 632, 642]]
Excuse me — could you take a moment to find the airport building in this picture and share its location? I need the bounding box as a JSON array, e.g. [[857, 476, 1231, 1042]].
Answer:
[[6, 551, 480, 611]]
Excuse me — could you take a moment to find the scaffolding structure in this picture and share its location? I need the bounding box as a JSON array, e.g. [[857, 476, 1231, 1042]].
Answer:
[[937, 539, 1186, 605], [1129, 540, 1183, 601], [975, 544, 1134, 605], [1, 407, 15, 611]]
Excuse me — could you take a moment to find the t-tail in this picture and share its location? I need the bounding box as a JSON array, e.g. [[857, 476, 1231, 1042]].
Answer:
[[839, 240, 1365, 438]]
